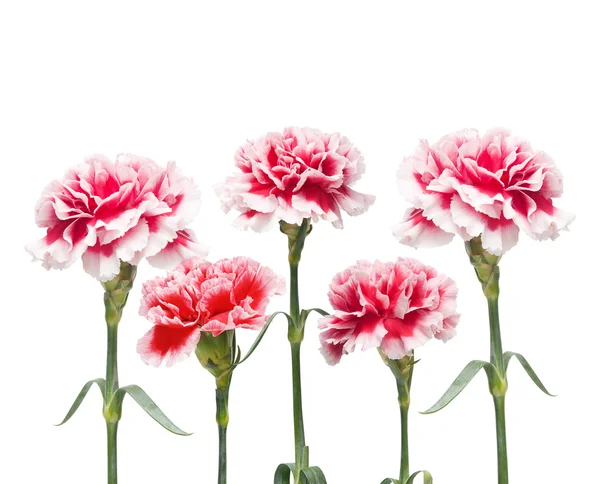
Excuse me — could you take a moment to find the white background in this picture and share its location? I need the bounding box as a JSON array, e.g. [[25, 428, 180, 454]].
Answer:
[[1, 1, 597, 483]]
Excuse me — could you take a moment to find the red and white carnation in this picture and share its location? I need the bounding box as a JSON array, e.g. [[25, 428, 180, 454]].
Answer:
[[137, 257, 285, 367], [319, 258, 459, 364], [394, 129, 574, 254], [216, 127, 375, 231], [27, 154, 207, 281]]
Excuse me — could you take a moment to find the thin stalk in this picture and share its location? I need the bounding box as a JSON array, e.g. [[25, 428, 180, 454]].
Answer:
[[487, 295, 509, 484], [281, 218, 311, 484], [493, 396, 509, 484], [101, 262, 136, 484], [397, 361, 412, 484], [291, 341, 305, 479], [466, 238, 509, 484], [399, 401, 410, 483], [487, 297, 504, 377], [106, 421, 118, 484], [216, 382, 230, 484], [105, 323, 119, 484], [106, 324, 119, 396]]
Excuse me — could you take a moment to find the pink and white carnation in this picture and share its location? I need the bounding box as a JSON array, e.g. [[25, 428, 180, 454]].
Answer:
[[319, 258, 459, 364], [216, 127, 376, 231], [26, 154, 207, 281], [394, 128, 574, 255], [137, 256, 285, 367]]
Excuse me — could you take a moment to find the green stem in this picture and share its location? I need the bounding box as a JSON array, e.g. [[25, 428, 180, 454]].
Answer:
[[399, 400, 410, 483], [100, 262, 136, 484], [106, 323, 119, 396], [290, 262, 300, 323], [291, 341, 305, 480], [105, 323, 119, 484], [106, 421, 118, 484], [282, 218, 311, 484], [487, 297, 504, 377], [467, 239, 509, 484], [216, 382, 230, 484], [493, 396, 509, 484]]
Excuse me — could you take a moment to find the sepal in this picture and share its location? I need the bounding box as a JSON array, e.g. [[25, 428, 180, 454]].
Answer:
[[503, 351, 555, 397], [108, 384, 191, 435], [56, 378, 106, 426]]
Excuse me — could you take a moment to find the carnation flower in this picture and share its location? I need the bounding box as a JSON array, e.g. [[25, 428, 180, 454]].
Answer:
[[216, 126, 376, 231], [319, 258, 459, 364], [137, 256, 285, 367], [394, 128, 574, 255], [26, 154, 207, 281]]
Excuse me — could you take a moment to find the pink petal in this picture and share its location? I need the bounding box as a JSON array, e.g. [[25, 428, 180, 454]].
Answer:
[[137, 324, 200, 367], [393, 208, 454, 248]]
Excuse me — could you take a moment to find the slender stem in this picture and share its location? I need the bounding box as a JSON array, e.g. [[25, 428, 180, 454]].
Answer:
[[291, 341, 305, 479], [216, 382, 230, 484], [101, 262, 136, 484], [399, 401, 410, 483], [106, 421, 118, 484], [281, 219, 311, 484], [106, 323, 119, 396], [105, 323, 120, 484], [396, 360, 412, 484], [493, 396, 509, 484], [488, 295, 508, 484], [289, 262, 300, 322], [487, 297, 504, 377]]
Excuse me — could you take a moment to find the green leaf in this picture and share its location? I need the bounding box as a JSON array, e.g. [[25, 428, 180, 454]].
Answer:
[[406, 470, 433, 484], [273, 463, 328, 484], [301, 308, 329, 319], [111, 385, 191, 435], [235, 311, 293, 367], [274, 463, 295, 484], [56, 378, 106, 426], [421, 360, 494, 414], [380, 479, 400, 484], [503, 351, 555, 397], [299, 466, 327, 484]]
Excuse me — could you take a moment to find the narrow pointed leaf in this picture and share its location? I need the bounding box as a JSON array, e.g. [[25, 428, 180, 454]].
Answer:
[[406, 470, 433, 484], [235, 311, 293, 367], [274, 463, 295, 484], [114, 385, 191, 435], [421, 360, 493, 414], [504, 351, 555, 396], [300, 466, 328, 483], [56, 378, 106, 426], [380, 479, 400, 484], [301, 308, 329, 319], [274, 463, 328, 484]]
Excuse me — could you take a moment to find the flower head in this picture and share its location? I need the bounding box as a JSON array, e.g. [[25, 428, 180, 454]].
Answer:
[[26, 154, 207, 281], [319, 258, 459, 364], [394, 128, 574, 255], [216, 126, 375, 231], [137, 256, 285, 367]]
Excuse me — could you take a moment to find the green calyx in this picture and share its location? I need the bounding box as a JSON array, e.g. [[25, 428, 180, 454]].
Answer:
[[379, 351, 415, 407], [195, 330, 237, 385], [280, 219, 312, 265], [101, 261, 137, 326], [465, 237, 501, 299]]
